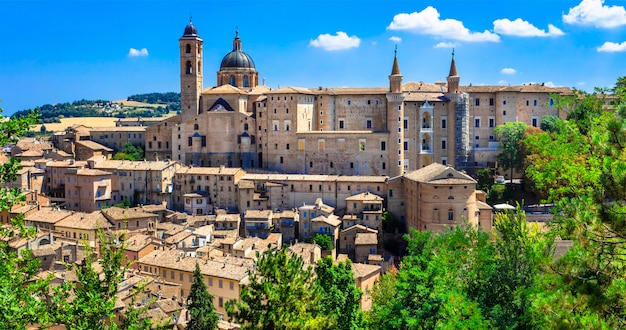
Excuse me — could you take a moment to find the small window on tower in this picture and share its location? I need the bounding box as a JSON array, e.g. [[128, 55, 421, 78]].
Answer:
[[185, 44, 191, 54]]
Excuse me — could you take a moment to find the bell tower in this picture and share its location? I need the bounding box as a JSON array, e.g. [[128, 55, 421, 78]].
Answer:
[[180, 18, 203, 121]]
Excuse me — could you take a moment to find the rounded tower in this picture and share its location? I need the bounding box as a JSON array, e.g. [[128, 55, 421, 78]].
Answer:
[[180, 18, 203, 121], [217, 30, 258, 89]]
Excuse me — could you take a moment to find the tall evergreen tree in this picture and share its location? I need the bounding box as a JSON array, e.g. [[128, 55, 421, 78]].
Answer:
[[187, 262, 219, 330]]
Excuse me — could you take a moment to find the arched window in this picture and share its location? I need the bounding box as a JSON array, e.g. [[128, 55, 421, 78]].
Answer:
[[185, 44, 191, 54], [229, 75, 236, 86], [244, 123, 249, 131], [186, 61, 192, 74], [193, 124, 199, 130], [243, 75, 249, 87]]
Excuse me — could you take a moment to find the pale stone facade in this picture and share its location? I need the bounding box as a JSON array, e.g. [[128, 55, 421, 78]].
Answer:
[[170, 20, 571, 178]]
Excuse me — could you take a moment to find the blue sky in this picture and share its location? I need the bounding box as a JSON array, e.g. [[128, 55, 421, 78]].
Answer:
[[2, 0, 626, 115]]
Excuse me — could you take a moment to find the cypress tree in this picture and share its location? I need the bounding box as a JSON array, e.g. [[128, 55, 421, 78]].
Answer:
[[187, 262, 219, 330]]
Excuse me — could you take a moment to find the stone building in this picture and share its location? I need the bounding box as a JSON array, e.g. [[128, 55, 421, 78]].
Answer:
[[166, 20, 571, 178]]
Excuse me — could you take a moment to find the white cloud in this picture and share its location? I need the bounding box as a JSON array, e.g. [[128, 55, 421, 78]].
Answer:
[[128, 48, 149, 57], [434, 42, 457, 48], [389, 36, 402, 43], [578, 81, 586, 86], [563, 0, 626, 28], [309, 32, 361, 51], [387, 6, 500, 42], [498, 80, 508, 85], [544, 82, 557, 87], [493, 18, 564, 37], [501, 68, 517, 75], [597, 41, 626, 52]]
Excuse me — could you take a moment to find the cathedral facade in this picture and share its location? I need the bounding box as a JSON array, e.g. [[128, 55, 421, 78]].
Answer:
[[145, 20, 572, 178]]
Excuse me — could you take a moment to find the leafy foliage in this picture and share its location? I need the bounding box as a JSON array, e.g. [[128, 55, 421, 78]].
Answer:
[[524, 82, 626, 328], [187, 262, 219, 330], [112, 143, 144, 161], [315, 257, 365, 330], [0, 107, 46, 329], [226, 247, 330, 329], [495, 121, 527, 180], [312, 233, 333, 250]]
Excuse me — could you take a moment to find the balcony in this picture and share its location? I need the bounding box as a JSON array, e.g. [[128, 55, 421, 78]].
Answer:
[[420, 144, 433, 154]]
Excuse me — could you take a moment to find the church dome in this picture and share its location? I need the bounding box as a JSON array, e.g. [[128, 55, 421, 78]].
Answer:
[[220, 31, 256, 70], [183, 20, 198, 37], [220, 51, 256, 69]]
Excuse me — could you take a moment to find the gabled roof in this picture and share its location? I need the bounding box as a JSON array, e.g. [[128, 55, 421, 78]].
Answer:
[[341, 224, 378, 234], [404, 163, 476, 184], [202, 84, 246, 94], [345, 191, 384, 202], [311, 214, 341, 227]]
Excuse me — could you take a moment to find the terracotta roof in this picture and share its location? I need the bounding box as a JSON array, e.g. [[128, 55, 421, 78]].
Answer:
[[176, 166, 243, 176], [75, 140, 114, 151], [24, 208, 73, 224], [404, 163, 475, 184], [241, 173, 388, 183], [459, 84, 572, 94], [138, 249, 252, 281], [345, 192, 384, 202], [76, 168, 111, 176], [16, 149, 44, 157], [355, 232, 378, 245], [125, 233, 158, 252], [341, 224, 378, 234], [164, 231, 192, 244], [89, 126, 146, 132], [311, 214, 341, 227], [94, 159, 179, 171], [55, 211, 112, 230], [351, 262, 382, 279], [244, 209, 272, 219]]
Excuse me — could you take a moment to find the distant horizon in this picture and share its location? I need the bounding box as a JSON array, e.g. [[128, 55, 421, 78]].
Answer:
[[2, 0, 626, 115]]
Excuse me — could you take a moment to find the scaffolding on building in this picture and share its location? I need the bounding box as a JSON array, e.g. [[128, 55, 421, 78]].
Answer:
[[453, 93, 473, 170]]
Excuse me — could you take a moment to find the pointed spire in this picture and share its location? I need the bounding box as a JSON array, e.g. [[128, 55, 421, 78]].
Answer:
[[391, 45, 401, 75], [448, 48, 458, 77], [233, 29, 242, 51]]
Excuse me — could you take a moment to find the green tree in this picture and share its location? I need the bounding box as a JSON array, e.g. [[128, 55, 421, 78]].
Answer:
[[226, 247, 330, 329], [476, 168, 493, 191], [113, 143, 144, 161], [366, 266, 398, 328], [49, 232, 160, 329], [315, 256, 365, 330], [495, 121, 527, 181], [539, 115, 562, 134], [187, 262, 219, 330], [312, 233, 333, 251], [523, 82, 626, 327], [0, 107, 48, 330]]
